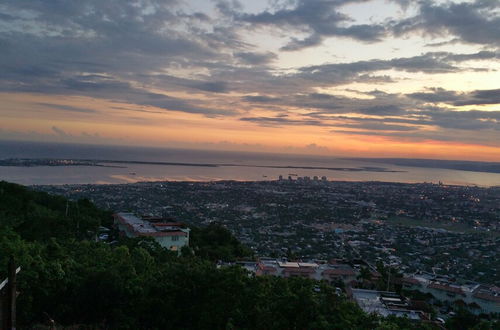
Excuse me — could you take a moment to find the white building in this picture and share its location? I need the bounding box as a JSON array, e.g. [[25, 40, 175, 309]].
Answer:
[[114, 212, 190, 254]]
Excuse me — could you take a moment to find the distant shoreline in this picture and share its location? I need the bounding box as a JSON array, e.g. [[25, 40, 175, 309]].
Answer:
[[1, 140, 500, 186], [0, 158, 404, 173], [5, 156, 500, 174]]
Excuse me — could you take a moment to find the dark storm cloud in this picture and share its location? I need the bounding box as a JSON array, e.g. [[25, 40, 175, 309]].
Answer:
[[332, 107, 500, 143], [120, 87, 234, 116], [1, 4, 216, 63], [458, 89, 500, 106], [338, 122, 417, 131], [241, 0, 386, 50], [281, 34, 324, 51], [137, 74, 232, 94], [51, 126, 70, 137], [357, 105, 404, 115], [421, 109, 500, 131], [243, 95, 283, 103], [407, 88, 461, 103], [5, 74, 232, 116], [0, 12, 16, 21], [239, 87, 500, 133], [187, 81, 230, 93], [0, 0, 244, 114], [242, 88, 412, 116], [407, 87, 500, 106], [239, 105, 500, 133], [221, 51, 470, 96], [242, 90, 408, 116], [393, 0, 500, 47], [254, 51, 479, 92], [308, 93, 338, 100], [444, 50, 500, 62], [296, 52, 468, 84], [36, 103, 97, 114], [332, 115, 430, 126], [61, 78, 131, 93], [140, 93, 233, 116], [239, 0, 500, 50], [240, 116, 325, 127], [235, 52, 278, 65]]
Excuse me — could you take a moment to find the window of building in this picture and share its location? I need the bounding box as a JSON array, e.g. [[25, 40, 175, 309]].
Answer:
[[172, 236, 179, 241]]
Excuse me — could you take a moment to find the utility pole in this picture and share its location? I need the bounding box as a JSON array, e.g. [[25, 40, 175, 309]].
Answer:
[[7, 257, 16, 330], [1, 257, 18, 330]]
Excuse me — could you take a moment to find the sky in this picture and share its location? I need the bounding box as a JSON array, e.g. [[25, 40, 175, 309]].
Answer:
[[0, 0, 499, 161]]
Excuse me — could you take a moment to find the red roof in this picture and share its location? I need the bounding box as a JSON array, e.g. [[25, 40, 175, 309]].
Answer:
[[257, 264, 277, 273], [154, 222, 184, 227], [283, 268, 316, 274]]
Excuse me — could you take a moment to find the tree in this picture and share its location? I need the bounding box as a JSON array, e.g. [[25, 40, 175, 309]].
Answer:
[[0, 181, 455, 329]]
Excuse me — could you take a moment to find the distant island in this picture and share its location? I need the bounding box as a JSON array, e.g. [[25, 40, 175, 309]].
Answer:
[[346, 158, 500, 174], [0, 158, 125, 168], [0, 158, 217, 168]]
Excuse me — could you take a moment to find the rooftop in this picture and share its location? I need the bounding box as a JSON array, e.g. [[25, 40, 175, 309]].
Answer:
[[115, 212, 188, 237], [116, 212, 157, 234], [351, 289, 423, 321]]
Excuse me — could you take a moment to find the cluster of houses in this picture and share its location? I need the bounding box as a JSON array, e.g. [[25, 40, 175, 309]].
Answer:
[[112, 213, 498, 319], [223, 258, 433, 322], [400, 273, 499, 314], [350, 289, 428, 321], [224, 258, 499, 317], [253, 258, 358, 284]]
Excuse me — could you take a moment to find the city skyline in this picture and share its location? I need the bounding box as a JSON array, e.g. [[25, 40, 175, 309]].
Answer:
[[1, 0, 499, 161]]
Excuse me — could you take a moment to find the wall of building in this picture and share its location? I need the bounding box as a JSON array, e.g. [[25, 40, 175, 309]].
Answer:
[[154, 234, 189, 253]]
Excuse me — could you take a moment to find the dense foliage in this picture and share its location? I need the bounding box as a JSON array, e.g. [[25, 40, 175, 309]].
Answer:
[[0, 181, 496, 329], [189, 223, 254, 262]]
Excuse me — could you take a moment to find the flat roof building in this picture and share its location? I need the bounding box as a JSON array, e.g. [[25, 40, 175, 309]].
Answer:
[[254, 259, 357, 284], [350, 289, 426, 321], [402, 273, 499, 314], [114, 212, 190, 254]]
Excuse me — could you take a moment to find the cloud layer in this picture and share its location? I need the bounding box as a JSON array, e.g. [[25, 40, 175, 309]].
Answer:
[[0, 0, 499, 156]]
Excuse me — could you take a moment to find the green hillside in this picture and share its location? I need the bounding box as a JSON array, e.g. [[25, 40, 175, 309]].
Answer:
[[0, 181, 493, 329]]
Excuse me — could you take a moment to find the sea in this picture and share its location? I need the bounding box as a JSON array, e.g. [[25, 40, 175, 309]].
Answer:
[[1, 140, 500, 187]]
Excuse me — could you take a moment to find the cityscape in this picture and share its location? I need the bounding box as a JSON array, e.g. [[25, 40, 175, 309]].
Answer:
[[35, 177, 500, 322]]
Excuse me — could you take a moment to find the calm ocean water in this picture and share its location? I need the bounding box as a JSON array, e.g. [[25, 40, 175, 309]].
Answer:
[[1, 140, 499, 186]]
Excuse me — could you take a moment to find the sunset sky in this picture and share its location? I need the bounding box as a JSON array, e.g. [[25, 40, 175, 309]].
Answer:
[[1, 0, 499, 160]]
